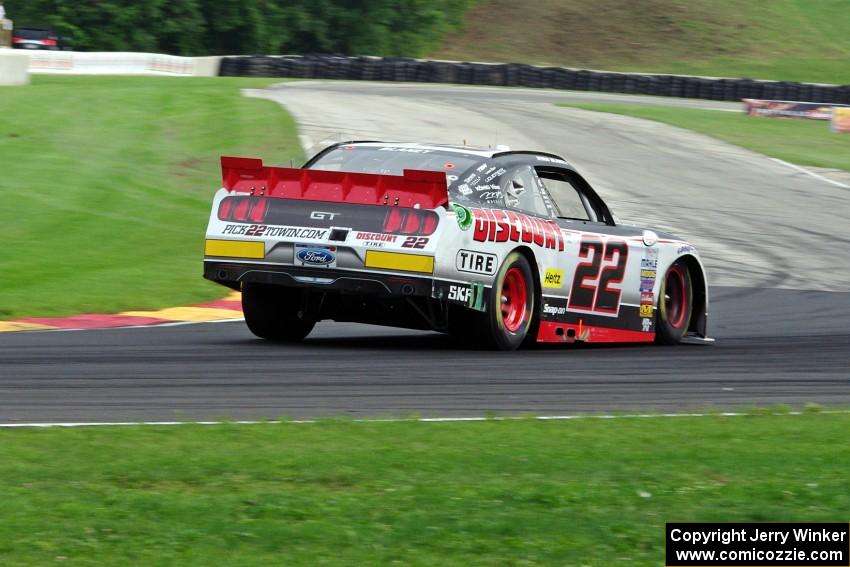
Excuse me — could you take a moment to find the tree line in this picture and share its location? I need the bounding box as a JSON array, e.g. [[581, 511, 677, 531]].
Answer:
[[3, 0, 475, 56]]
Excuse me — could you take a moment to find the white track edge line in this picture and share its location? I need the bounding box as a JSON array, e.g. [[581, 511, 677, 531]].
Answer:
[[2, 410, 847, 428], [769, 157, 850, 189]]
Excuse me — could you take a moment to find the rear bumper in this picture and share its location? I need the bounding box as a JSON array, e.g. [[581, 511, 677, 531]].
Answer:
[[13, 43, 57, 50], [204, 260, 434, 297]]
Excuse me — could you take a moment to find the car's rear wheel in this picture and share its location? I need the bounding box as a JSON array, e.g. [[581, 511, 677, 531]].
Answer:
[[655, 260, 693, 344], [448, 252, 536, 350], [482, 252, 536, 350], [242, 283, 316, 341]]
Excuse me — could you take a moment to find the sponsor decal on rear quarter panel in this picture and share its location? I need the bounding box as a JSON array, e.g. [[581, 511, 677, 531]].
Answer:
[[543, 268, 564, 288], [447, 282, 486, 311], [456, 250, 498, 275], [471, 208, 564, 251], [450, 203, 473, 231], [354, 232, 398, 248]]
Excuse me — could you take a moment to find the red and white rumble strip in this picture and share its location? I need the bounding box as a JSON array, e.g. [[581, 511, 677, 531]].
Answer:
[[0, 292, 243, 333]]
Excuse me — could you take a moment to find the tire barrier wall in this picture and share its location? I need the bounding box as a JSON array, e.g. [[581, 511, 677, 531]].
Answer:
[[219, 55, 850, 104]]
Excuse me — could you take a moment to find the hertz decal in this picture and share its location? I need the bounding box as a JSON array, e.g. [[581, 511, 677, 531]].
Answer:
[[543, 268, 564, 288]]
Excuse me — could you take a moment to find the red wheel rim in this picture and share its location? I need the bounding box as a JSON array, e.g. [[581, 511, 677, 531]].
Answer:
[[501, 267, 528, 333], [664, 266, 687, 329]]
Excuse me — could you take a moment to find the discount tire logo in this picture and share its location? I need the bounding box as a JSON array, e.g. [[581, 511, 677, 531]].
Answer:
[[456, 250, 498, 275]]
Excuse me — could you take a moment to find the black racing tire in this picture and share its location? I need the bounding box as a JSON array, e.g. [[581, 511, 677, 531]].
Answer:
[[242, 283, 316, 342], [448, 252, 536, 350], [655, 260, 693, 345]]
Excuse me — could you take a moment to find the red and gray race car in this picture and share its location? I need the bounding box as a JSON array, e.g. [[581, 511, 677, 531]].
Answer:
[[203, 142, 711, 350]]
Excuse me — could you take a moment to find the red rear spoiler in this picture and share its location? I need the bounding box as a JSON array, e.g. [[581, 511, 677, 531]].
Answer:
[[221, 156, 449, 209]]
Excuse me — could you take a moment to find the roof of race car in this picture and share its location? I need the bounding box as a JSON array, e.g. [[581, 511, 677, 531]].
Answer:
[[347, 141, 499, 157], [340, 141, 573, 165]]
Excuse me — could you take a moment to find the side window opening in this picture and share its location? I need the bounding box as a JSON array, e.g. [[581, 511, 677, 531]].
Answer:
[[536, 170, 596, 222], [502, 165, 551, 217]]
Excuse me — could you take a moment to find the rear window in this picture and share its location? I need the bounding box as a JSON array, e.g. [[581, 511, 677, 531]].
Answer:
[[16, 28, 54, 40], [309, 145, 508, 207]]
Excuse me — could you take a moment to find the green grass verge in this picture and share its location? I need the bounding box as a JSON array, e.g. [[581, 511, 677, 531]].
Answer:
[[433, 0, 850, 84], [1, 412, 848, 566], [559, 102, 850, 172], [0, 76, 303, 319]]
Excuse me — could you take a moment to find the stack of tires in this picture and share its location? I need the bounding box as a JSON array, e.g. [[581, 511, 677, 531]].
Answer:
[[217, 54, 850, 104]]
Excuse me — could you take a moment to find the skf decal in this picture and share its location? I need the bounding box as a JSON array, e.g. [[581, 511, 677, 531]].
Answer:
[[543, 268, 564, 288], [448, 282, 485, 311], [471, 208, 565, 251]]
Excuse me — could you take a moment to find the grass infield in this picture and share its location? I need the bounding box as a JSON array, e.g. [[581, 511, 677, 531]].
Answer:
[[1, 412, 848, 566], [0, 76, 303, 319], [559, 102, 850, 173]]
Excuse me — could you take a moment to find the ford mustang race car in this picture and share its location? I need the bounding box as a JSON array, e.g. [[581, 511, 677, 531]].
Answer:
[[203, 142, 710, 350]]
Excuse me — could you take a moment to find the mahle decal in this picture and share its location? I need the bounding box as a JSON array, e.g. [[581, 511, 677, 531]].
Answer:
[[451, 203, 473, 231]]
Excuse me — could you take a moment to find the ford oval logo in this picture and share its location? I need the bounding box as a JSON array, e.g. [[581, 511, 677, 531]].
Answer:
[[296, 248, 335, 266]]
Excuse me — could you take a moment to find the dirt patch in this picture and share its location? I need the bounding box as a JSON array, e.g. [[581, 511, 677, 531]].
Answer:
[[432, 0, 764, 69]]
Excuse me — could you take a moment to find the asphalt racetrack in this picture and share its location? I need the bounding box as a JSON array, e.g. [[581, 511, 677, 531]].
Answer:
[[2, 82, 849, 423]]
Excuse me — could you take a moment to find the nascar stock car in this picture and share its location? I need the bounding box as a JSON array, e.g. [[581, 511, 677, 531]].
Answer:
[[203, 142, 710, 350]]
